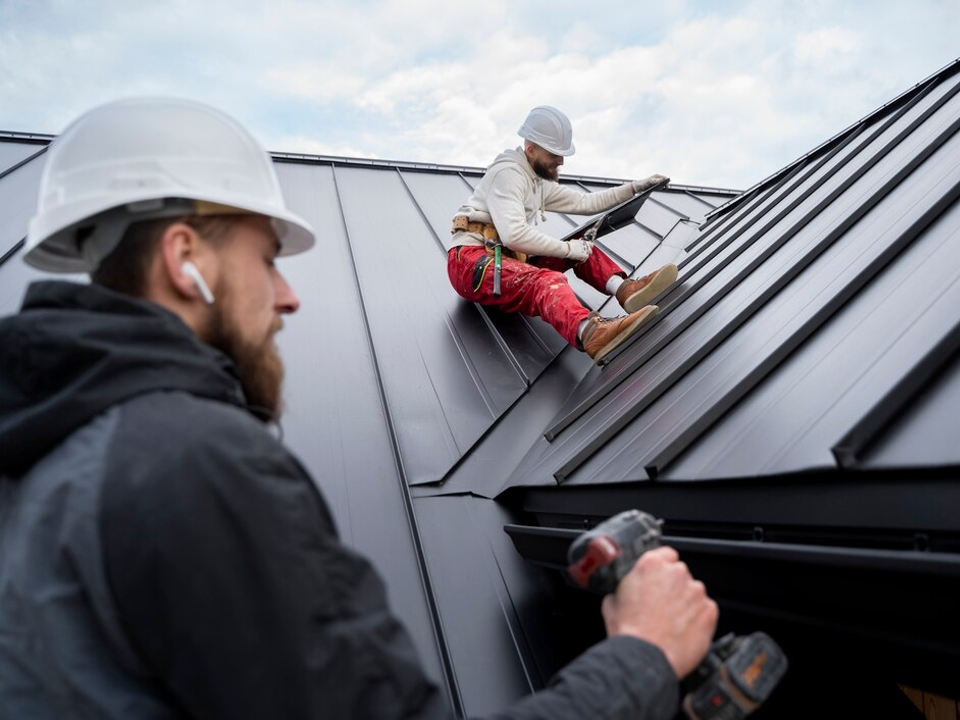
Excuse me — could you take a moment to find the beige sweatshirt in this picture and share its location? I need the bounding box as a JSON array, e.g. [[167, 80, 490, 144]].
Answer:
[[449, 147, 636, 256]]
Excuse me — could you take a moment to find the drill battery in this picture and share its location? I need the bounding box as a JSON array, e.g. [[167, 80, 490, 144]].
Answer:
[[683, 632, 788, 720]]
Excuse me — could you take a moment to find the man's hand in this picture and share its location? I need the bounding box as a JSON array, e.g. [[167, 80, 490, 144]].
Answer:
[[600, 545, 718, 680], [632, 174, 670, 194], [565, 239, 594, 262]]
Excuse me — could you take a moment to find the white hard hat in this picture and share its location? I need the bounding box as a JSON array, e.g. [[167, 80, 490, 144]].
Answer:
[[517, 105, 575, 157], [23, 97, 316, 273]]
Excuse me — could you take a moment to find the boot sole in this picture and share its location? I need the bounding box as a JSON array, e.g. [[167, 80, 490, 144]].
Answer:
[[621, 264, 679, 314], [592, 305, 659, 364]]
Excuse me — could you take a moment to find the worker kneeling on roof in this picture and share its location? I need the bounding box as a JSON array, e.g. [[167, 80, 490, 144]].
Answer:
[[448, 105, 679, 364], [0, 97, 717, 720]]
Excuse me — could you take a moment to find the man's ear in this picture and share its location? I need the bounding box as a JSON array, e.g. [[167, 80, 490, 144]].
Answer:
[[158, 221, 210, 302]]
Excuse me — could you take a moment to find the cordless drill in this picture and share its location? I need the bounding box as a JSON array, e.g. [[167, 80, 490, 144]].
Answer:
[[567, 510, 788, 720]]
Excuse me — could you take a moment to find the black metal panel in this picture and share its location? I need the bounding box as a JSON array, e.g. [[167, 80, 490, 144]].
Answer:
[[333, 165, 529, 486], [859, 351, 960, 469], [590, 166, 960, 483], [419, 349, 594, 499], [412, 495, 565, 716], [681, 189, 721, 210], [660, 145, 960, 481], [272, 162, 449, 691], [832, 316, 960, 467], [575, 185, 695, 269], [397, 169, 473, 251], [694, 191, 743, 208], [540, 162, 832, 440], [661, 219, 701, 252], [624, 197, 682, 238], [589, 222, 660, 274]]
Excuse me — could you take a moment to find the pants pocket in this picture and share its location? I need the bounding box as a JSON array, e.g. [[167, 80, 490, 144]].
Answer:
[[472, 255, 493, 292]]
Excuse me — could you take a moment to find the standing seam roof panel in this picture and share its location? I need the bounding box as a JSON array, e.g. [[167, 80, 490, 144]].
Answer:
[[665, 194, 960, 479], [576, 124, 960, 482], [856, 334, 960, 469], [272, 162, 450, 689], [634, 112, 960, 479], [610, 159, 960, 482], [333, 165, 529, 485]]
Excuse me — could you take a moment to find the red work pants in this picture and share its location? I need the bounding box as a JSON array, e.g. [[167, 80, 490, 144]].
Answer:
[[447, 245, 625, 347]]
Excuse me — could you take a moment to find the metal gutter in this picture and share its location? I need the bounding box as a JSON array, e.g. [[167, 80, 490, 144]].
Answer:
[[503, 524, 960, 579]]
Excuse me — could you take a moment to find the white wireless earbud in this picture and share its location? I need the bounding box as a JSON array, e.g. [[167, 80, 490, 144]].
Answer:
[[180, 261, 215, 305]]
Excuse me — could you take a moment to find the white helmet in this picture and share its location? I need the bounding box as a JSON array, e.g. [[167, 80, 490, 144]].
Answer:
[[23, 97, 315, 273], [517, 105, 575, 157]]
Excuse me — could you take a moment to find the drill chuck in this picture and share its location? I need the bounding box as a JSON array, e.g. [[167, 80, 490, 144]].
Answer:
[[566, 509, 663, 593]]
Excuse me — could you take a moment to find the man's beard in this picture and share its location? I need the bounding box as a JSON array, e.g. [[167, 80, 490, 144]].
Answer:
[[206, 295, 285, 421], [531, 156, 560, 181]]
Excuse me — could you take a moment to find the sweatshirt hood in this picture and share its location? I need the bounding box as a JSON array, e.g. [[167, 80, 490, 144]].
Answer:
[[490, 147, 532, 177], [0, 281, 246, 477]]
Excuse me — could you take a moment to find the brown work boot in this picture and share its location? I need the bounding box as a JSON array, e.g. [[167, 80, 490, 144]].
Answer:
[[616, 264, 678, 313], [581, 306, 659, 364]]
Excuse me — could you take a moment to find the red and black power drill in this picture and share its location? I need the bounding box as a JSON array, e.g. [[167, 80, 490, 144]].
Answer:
[[567, 509, 788, 720]]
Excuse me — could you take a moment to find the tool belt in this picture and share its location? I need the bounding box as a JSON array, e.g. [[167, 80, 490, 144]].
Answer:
[[451, 216, 528, 263]]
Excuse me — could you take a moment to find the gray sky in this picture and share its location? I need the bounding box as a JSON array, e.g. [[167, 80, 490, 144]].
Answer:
[[1, 0, 957, 189]]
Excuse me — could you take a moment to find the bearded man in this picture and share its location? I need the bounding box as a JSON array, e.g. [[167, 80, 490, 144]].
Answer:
[[447, 105, 679, 364]]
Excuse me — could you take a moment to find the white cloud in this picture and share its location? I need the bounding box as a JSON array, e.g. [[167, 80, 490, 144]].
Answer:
[[794, 27, 861, 65]]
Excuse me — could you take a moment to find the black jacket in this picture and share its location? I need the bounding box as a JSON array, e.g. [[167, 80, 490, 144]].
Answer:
[[0, 281, 679, 720]]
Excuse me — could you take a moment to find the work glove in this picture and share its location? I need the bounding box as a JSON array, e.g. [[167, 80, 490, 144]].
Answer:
[[632, 174, 670, 193], [565, 239, 594, 263]]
